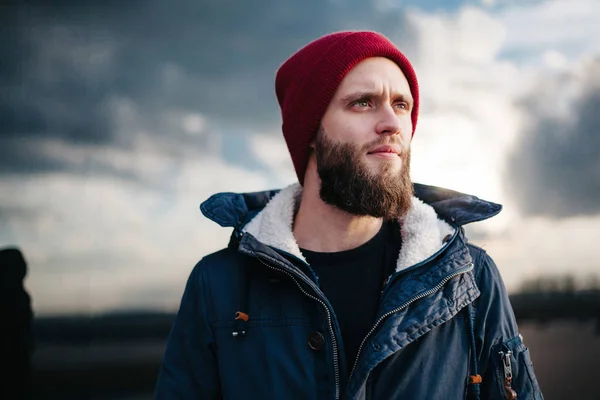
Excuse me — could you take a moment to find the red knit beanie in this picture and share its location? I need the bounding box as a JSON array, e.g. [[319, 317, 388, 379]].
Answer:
[[275, 31, 420, 185]]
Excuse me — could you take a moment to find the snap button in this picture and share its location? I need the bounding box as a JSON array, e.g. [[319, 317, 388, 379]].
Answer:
[[308, 331, 325, 351]]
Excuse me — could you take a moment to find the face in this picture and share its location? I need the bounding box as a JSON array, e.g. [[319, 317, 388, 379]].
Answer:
[[320, 57, 414, 175], [313, 57, 415, 219]]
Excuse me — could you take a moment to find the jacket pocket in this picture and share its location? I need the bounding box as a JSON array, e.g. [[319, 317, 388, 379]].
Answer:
[[492, 335, 543, 400]]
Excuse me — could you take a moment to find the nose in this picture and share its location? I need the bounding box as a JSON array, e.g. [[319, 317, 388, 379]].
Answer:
[[375, 105, 402, 136]]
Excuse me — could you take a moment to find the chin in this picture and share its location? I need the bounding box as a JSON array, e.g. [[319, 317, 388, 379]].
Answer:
[[368, 159, 402, 173]]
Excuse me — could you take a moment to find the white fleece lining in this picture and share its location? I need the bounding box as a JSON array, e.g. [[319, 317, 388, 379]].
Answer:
[[243, 183, 454, 272]]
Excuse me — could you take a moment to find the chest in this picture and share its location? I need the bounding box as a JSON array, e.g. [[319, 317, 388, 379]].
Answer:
[[207, 256, 478, 399]]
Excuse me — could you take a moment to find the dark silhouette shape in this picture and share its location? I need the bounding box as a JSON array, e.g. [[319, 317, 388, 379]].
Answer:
[[0, 247, 34, 399]]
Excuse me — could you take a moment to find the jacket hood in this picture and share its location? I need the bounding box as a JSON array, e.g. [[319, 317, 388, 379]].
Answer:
[[200, 183, 502, 272]]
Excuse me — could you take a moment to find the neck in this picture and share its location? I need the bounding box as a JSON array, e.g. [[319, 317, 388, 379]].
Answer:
[[293, 162, 383, 253]]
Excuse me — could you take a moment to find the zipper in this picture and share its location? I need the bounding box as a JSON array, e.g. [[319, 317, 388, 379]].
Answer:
[[499, 350, 517, 400], [252, 252, 341, 400], [499, 351, 513, 381], [349, 262, 475, 380], [273, 247, 320, 285]]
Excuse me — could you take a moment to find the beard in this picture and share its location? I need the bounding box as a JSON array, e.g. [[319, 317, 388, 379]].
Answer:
[[314, 127, 413, 220]]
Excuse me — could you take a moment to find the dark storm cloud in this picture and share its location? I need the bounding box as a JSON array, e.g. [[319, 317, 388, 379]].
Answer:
[[506, 61, 600, 218], [1, 0, 416, 176]]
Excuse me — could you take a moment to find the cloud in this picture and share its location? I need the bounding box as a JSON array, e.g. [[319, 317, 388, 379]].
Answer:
[[406, 2, 600, 222], [406, 6, 522, 209], [499, 0, 600, 65], [0, 0, 417, 178], [1, 154, 272, 314], [506, 59, 600, 218]]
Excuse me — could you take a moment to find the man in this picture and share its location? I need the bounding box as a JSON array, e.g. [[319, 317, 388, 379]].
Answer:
[[155, 31, 543, 399], [0, 247, 34, 400]]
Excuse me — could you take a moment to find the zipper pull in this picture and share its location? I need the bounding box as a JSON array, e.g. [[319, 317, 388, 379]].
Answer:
[[499, 351, 517, 400]]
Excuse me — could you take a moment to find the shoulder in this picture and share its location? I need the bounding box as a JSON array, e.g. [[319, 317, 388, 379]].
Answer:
[[466, 243, 506, 294], [183, 246, 252, 323], [198, 246, 248, 269], [191, 246, 250, 287]]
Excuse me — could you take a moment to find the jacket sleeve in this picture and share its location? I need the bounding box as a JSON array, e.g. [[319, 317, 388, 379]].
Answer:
[[469, 246, 544, 400], [154, 261, 220, 399]]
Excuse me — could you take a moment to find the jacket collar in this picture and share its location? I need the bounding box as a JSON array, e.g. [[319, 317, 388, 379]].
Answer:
[[200, 183, 502, 272]]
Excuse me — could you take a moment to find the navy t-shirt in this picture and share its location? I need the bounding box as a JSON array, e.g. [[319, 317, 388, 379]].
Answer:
[[300, 220, 402, 372]]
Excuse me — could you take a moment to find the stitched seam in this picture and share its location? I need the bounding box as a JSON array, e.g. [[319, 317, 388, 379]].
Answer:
[[400, 287, 475, 344]]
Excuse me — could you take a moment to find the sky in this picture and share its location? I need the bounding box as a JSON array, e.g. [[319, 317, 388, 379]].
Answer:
[[1, 0, 599, 315]]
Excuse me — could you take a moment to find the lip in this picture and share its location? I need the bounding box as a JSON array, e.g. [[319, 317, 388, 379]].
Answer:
[[367, 145, 401, 156]]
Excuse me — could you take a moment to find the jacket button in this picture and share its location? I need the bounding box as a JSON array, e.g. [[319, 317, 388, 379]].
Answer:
[[308, 331, 325, 351]]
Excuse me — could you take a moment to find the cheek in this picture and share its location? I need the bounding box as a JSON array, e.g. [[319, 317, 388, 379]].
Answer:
[[323, 115, 363, 141], [401, 118, 413, 140]]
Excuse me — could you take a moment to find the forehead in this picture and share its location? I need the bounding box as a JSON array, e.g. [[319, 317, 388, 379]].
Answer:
[[335, 57, 412, 98]]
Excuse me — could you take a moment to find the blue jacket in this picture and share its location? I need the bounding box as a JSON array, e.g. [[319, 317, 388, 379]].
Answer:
[[155, 183, 543, 399]]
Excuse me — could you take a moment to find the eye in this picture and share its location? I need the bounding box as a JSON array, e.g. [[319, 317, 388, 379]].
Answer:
[[351, 99, 371, 108], [394, 102, 409, 111]]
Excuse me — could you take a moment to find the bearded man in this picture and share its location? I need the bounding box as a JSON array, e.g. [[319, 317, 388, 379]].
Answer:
[[155, 31, 543, 400]]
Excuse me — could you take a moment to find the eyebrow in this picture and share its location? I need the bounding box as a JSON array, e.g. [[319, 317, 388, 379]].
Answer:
[[340, 91, 413, 104]]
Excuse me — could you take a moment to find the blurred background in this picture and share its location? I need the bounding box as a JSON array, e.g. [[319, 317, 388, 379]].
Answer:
[[1, 0, 599, 398]]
